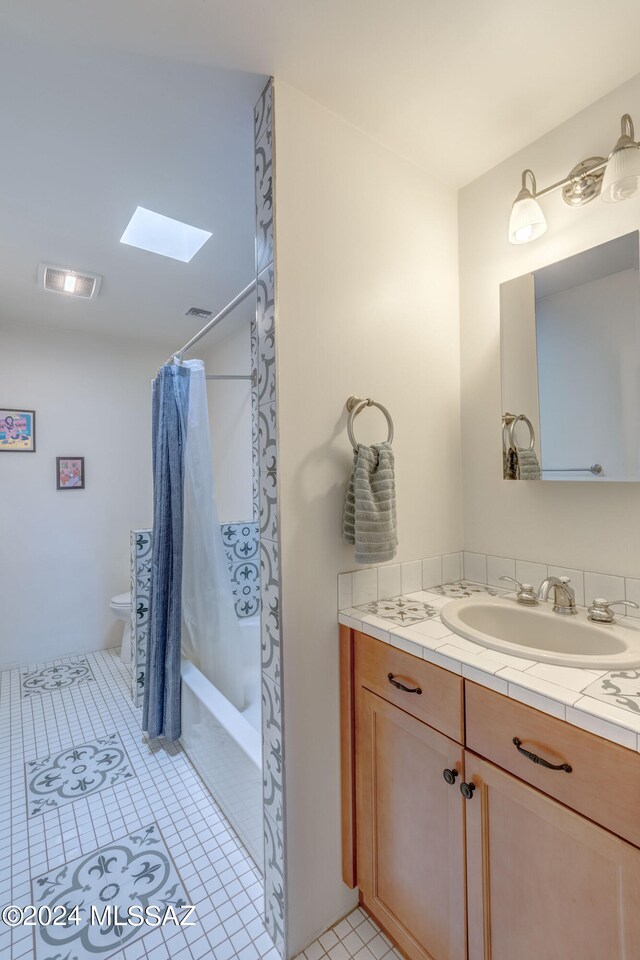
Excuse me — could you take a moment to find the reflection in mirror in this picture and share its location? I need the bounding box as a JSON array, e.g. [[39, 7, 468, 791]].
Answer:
[[501, 231, 640, 481]]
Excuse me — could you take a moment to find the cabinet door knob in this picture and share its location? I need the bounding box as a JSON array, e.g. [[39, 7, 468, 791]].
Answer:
[[460, 781, 476, 800], [443, 768, 458, 785]]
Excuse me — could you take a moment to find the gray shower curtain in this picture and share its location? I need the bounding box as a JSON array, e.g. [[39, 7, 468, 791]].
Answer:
[[143, 362, 190, 741]]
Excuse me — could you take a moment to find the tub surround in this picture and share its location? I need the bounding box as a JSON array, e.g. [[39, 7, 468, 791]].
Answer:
[[339, 580, 640, 751]]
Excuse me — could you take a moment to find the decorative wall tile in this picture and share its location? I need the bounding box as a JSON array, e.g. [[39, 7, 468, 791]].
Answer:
[[262, 673, 284, 826], [263, 811, 285, 954], [260, 538, 280, 684], [258, 403, 278, 541], [257, 264, 276, 406], [26, 733, 135, 818], [222, 521, 260, 618], [32, 822, 188, 960], [130, 529, 152, 707], [21, 656, 95, 698], [255, 130, 274, 276], [254, 77, 286, 957], [251, 311, 260, 521], [254, 81, 273, 148]]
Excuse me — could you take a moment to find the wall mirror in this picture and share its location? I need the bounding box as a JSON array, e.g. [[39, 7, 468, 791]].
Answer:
[[501, 231, 640, 481]]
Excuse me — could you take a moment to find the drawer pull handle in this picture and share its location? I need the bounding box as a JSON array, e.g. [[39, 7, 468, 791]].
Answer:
[[513, 737, 572, 773], [460, 781, 475, 800], [443, 768, 458, 785], [387, 673, 422, 695]]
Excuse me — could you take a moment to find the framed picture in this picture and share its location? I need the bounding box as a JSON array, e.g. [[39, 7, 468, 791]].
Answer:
[[56, 457, 85, 490], [0, 408, 36, 451]]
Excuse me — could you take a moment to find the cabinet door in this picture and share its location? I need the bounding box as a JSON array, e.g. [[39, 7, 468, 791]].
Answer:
[[465, 754, 640, 960], [356, 688, 466, 960]]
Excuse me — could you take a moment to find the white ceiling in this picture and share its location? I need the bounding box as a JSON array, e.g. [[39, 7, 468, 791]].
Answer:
[[0, 33, 265, 343], [3, 0, 640, 342]]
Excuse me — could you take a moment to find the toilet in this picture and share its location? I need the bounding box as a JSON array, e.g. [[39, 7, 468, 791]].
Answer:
[[109, 592, 132, 666]]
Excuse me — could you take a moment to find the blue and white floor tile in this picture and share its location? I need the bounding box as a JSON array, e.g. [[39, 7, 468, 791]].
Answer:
[[1, 648, 276, 960], [21, 657, 96, 698], [26, 732, 135, 819]]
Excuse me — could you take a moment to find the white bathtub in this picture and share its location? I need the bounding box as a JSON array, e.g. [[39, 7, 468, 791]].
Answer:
[[180, 616, 263, 870]]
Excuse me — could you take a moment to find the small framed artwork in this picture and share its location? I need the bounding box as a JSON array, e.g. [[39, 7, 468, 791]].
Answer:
[[56, 457, 85, 490], [0, 408, 36, 451]]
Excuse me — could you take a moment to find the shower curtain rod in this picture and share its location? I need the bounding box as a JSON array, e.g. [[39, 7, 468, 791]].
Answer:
[[167, 278, 257, 363]]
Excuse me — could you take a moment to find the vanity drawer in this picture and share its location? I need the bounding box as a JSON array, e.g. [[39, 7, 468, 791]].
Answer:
[[355, 631, 463, 742], [466, 680, 640, 848]]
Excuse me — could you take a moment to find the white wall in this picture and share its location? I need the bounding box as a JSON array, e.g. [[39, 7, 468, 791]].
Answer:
[[195, 301, 253, 524], [0, 322, 164, 668], [459, 72, 640, 576], [273, 81, 463, 953]]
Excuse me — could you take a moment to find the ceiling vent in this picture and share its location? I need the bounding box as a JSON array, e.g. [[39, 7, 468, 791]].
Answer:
[[185, 307, 213, 319], [38, 264, 102, 300]]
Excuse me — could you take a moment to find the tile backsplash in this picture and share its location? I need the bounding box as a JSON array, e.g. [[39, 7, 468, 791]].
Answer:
[[338, 548, 640, 618], [462, 551, 637, 616], [338, 552, 464, 609]]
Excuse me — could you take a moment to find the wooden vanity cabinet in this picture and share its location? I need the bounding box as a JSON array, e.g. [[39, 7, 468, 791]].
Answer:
[[356, 686, 466, 960], [464, 754, 640, 960], [341, 626, 640, 960]]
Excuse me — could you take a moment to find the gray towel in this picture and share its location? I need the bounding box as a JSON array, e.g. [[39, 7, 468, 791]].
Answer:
[[343, 442, 397, 563], [510, 447, 540, 480]]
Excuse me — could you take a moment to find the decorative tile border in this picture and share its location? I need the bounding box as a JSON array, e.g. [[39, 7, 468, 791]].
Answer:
[[130, 529, 152, 707], [26, 732, 135, 818], [254, 78, 286, 958], [21, 656, 96, 698], [31, 822, 189, 960], [221, 521, 260, 618]]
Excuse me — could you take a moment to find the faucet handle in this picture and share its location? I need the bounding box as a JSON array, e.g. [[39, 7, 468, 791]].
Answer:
[[587, 598, 640, 623], [499, 576, 538, 605]]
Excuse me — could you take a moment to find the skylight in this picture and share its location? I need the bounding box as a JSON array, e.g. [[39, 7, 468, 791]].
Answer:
[[120, 207, 212, 263]]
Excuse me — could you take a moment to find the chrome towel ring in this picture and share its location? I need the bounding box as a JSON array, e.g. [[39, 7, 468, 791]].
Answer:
[[503, 412, 535, 451], [346, 396, 394, 452]]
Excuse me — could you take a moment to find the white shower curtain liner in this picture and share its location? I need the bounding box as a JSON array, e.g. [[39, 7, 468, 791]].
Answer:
[[180, 359, 245, 711]]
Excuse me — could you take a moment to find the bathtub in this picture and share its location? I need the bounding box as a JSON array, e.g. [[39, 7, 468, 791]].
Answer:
[[180, 615, 263, 871]]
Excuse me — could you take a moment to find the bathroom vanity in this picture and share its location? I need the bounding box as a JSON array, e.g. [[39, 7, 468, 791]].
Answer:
[[340, 623, 640, 960]]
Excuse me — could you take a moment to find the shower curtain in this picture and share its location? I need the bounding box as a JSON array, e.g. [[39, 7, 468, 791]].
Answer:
[[180, 359, 245, 711], [144, 358, 244, 742], [143, 362, 190, 741]]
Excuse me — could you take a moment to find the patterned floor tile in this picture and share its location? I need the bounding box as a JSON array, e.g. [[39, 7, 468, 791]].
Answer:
[[26, 733, 135, 818], [32, 822, 189, 960], [582, 669, 640, 715], [21, 656, 96, 698], [430, 580, 502, 599], [355, 596, 438, 625], [3, 647, 268, 960]]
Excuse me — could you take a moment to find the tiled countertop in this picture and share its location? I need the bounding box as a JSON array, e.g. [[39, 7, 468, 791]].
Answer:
[[338, 580, 640, 753]]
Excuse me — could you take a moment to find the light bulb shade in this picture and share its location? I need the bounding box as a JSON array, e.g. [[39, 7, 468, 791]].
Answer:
[[601, 144, 640, 202], [508, 193, 547, 244]]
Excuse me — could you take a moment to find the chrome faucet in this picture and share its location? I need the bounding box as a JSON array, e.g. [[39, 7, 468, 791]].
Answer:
[[538, 576, 578, 615]]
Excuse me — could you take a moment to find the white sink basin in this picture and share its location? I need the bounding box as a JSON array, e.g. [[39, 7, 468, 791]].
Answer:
[[441, 595, 640, 669]]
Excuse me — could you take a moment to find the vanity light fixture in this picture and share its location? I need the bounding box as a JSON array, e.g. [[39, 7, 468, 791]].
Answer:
[[508, 113, 640, 243]]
